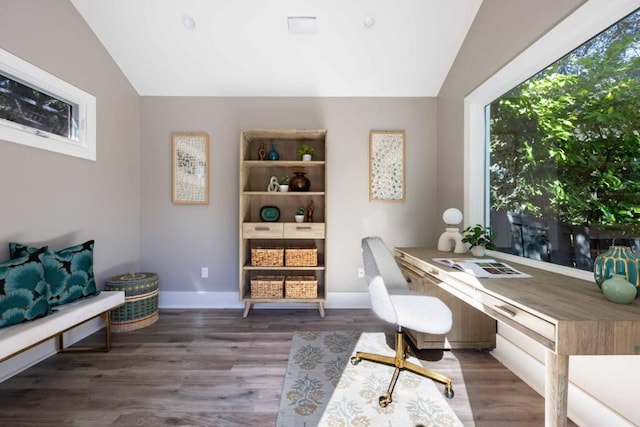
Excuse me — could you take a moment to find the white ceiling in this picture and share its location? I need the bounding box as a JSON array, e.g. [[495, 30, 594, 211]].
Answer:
[[70, 0, 482, 97]]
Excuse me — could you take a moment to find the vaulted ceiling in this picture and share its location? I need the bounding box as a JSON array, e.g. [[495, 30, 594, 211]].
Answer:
[[70, 0, 482, 97]]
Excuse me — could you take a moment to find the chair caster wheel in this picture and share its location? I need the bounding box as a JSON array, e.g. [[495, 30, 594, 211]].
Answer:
[[444, 386, 454, 399], [378, 394, 392, 408], [350, 356, 360, 365]]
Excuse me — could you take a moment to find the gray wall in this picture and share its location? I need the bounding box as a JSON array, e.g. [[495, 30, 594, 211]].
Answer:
[[0, 0, 141, 283], [140, 97, 437, 293], [436, 0, 586, 215]]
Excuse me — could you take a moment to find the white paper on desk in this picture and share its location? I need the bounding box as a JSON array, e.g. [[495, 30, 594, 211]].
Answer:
[[432, 258, 532, 278]]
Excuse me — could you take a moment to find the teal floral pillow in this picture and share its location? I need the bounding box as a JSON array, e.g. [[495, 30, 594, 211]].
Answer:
[[9, 242, 47, 259], [0, 249, 51, 328], [9, 241, 97, 306]]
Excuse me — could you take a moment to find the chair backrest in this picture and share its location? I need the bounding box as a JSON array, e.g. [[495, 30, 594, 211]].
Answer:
[[361, 237, 409, 324]]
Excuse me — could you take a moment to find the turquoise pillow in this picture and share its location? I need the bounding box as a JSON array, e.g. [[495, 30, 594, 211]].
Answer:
[[9, 242, 47, 259], [0, 249, 51, 328], [9, 241, 97, 306]]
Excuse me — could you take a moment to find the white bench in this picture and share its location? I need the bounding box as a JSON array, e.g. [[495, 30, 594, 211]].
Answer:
[[0, 291, 125, 364]]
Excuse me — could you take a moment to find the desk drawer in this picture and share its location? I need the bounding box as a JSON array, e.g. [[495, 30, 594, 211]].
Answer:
[[478, 291, 555, 342], [243, 223, 284, 238], [426, 268, 476, 299]]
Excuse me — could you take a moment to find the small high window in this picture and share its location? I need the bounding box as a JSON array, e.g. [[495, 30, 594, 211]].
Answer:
[[0, 72, 77, 140], [0, 48, 96, 161]]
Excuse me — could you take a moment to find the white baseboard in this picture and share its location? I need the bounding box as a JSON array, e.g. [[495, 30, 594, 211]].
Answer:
[[158, 291, 372, 309]]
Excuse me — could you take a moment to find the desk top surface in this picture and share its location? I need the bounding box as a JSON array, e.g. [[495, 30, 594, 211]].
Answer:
[[396, 247, 640, 355], [396, 247, 640, 321]]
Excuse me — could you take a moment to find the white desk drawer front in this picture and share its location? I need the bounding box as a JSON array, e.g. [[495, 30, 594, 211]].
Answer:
[[284, 223, 325, 238], [243, 223, 284, 238], [478, 291, 556, 342]]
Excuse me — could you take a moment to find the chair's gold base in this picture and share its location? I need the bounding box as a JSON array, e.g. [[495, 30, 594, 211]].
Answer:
[[350, 328, 454, 407]]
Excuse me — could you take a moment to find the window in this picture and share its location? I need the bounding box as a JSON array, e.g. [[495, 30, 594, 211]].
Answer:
[[0, 48, 96, 161], [465, 0, 640, 279]]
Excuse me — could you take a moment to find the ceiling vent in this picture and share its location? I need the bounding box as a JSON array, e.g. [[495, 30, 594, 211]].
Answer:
[[288, 17, 317, 34]]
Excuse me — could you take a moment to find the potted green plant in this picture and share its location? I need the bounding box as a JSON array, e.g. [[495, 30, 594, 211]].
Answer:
[[278, 175, 289, 192], [462, 224, 498, 256], [296, 144, 315, 161], [295, 206, 305, 223]]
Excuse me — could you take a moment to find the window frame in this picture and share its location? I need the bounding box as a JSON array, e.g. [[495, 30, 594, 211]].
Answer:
[[464, 0, 640, 280], [0, 48, 96, 161]]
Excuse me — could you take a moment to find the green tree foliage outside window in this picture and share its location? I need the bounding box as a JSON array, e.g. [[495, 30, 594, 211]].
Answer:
[[0, 72, 74, 139], [489, 8, 640, 268]]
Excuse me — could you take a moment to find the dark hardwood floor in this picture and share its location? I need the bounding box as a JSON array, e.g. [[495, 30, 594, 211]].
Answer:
[[0, 309, 575, 426]]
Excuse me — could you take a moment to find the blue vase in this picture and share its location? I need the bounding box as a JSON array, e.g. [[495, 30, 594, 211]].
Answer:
[[267, 143, 279, 160], [593, 245, 640, 298]]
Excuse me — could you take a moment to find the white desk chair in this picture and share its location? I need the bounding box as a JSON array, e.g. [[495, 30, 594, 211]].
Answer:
[[351, 236, 455, 407]]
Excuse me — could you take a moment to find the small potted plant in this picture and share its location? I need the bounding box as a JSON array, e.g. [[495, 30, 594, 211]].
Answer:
[[295, 206, 305, 223], [462, 224, 498, 257], [278, 175, 289, 192], [296, 144, 315, 161]]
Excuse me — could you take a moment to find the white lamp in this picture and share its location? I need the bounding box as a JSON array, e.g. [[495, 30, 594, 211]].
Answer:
[[437, 208, 467, 253]]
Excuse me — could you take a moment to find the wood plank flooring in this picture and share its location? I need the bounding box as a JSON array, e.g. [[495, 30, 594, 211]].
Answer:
[[0, 309, 576, 426]]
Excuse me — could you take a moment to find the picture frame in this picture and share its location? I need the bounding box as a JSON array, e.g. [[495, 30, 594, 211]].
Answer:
[[369, 130, 405, 202], [172, 132, 209, 205]]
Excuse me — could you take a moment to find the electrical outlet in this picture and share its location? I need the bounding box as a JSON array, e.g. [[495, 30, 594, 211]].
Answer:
[[357, 267, 365, 278], [201, 267, 208, 278]]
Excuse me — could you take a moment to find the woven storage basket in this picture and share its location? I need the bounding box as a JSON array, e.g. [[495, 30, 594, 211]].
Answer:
[[251, 248, 284, 267], [250, 276, 285, 298], [285, 248, 318, 267], [285, 276, 318, 298], [105, 272, 159, 333]]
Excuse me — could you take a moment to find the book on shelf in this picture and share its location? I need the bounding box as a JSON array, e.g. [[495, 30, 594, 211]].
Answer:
[[432, 257, 532, 278]]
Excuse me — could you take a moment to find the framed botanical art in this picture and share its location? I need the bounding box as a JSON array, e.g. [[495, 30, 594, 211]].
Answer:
[[172, 132, 209, 205], [369, 130, 405, 202]]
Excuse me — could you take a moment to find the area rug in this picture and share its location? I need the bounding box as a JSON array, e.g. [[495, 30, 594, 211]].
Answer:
[[276, 331, 463, 427]]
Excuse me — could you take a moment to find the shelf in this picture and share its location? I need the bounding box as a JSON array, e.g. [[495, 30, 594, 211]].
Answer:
[[242, 297, 325, 303], [244, 160, 325, 168], [243, 191, 325, 196], [243, 265, 325, 271]]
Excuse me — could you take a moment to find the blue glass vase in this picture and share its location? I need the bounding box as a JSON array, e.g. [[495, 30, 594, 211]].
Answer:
[[593, 245, 640, 298], [267, 143, 279, 160]]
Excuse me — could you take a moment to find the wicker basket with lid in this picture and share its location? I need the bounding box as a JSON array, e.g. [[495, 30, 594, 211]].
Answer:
[[105, 272, 159, 333]]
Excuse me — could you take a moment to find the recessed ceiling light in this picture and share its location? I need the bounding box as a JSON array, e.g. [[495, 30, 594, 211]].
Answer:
[[288, 17, 317, 34], [364, 15, 375, 28], [181, 14, 196, 30]]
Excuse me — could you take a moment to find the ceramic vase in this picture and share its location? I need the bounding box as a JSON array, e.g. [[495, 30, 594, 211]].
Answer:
[[593, 245, 640, 298], [267, 143, 279, 160], [602, 274, 637, 304], [289, 172, 310, 192]]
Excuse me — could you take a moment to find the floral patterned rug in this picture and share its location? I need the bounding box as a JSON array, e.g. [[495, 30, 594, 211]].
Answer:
[[276, 331, 463, 427]]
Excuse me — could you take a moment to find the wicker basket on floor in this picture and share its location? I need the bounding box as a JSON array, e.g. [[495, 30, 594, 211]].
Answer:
[[250, 276, 285, 298], [105, 272, 159, 333], [251, 248, 284, 267], [285, 248, 317, 267], [285, 276, 318, 299]]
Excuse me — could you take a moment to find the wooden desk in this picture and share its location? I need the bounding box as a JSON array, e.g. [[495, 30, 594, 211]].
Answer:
[[394, 247, 640, 427]]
